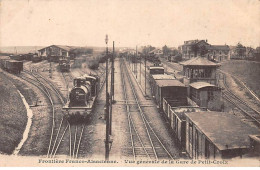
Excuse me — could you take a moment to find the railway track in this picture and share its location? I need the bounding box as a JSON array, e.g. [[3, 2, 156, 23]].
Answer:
[[19, 60, 109, 158], [21, 69, 85, 159], [220, 72, 260, 126], [120, 59, 174, 160]]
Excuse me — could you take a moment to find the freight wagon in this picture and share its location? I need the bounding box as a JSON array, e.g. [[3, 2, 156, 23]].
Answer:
[[0, 59, 23, 74]]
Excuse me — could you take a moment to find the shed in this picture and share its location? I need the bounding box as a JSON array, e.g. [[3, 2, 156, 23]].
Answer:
[[189, 82, 222, 111], [180, 57, 220, 85]]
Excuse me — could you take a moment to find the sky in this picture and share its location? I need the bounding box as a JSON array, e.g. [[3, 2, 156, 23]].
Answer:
[[0, 0, 260, 48]]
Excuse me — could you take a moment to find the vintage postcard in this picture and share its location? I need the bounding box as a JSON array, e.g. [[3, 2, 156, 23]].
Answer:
[[0, 0, 259, 167]]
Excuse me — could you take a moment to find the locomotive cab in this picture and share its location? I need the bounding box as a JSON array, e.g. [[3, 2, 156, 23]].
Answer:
[[63, 74, 100, 123], [83, 74, 99, 96], [74, 77, 87, 87]]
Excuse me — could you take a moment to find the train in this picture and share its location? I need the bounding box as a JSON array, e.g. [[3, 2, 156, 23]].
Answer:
[[147, 63, 207, 151], [59, 58, 70, 72], [0, 58, 23, 74], [10, 54, 25, 61], [62, 74, 100, 123], [31, 54, 42, 62]]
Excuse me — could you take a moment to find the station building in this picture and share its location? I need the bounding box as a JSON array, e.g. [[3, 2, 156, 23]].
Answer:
[[180, 57, 220, 86], [185, 111, 260, 159], [180, 57, 223, 111], [38, 45, 75, 58]]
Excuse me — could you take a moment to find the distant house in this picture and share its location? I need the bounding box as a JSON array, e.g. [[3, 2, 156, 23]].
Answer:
[[179, 40, 232, 62], [178, 40, 210, 59], [149, 48, 163, 56], [38, 45, 76, 58], [38, 45, 93, 61], [207, 45, 230, 62]]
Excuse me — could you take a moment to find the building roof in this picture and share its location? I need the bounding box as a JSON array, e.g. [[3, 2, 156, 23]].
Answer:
[[189, 82, 219, 90], [183, 40, 209, 46], [208, 45, 230, 51], [152, 74, 175, 80], [149, 49, 162, 54], [185, 111, 260, 151], [149, 66, 164, 70], [38, 45, 76, 52], [180, 57, 220, 67], [155, 79, 185, 87]]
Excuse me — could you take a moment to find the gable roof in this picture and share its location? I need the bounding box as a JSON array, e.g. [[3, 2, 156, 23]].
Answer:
[[208, 45, 230, 51], [38, 45, 76, 52], [180, 57, 220, 67], [185, 111, 260, 151]]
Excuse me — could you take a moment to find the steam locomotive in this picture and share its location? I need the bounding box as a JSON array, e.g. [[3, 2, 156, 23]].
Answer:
[[59, 58, 70, 72], [62, 74, 99, 123]]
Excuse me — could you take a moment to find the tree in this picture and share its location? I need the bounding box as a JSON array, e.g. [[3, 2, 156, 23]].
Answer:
[[199, 45, 209, 57], [235, 43, 246, 58], [162, 45, 170, 56], [191, 44, 199, 57], [142, 45, 155, 54]]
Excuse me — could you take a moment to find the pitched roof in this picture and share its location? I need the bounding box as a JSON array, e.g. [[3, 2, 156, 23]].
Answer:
[[155, 79, 186, 87], [183, 40, 209, 46], [38, 45, 76, 52], [180, 57, 220, 66], [185, 111, 260, 150], [189, 82, 219, 90], [208, 45, 230, 51]]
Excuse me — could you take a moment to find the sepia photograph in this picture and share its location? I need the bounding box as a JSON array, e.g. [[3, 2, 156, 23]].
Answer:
[[0, 0, 259, 167]]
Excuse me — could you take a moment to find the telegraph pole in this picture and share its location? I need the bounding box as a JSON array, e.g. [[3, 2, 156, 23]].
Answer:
[[105, 34, 110, 160], [135, 46, 137, 78], [139, 47, 141, 84], [144, 48, 147, 96], [110, 41, 115, 135]]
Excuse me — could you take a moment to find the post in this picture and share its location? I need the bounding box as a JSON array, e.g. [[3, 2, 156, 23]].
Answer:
[[109, 41, 115, 135], [135, 46, 137, 78], [49, 61, 52, 78], [105, 35, 110, 160], [140, 51, 141, 84], [105, 92, 110, 160], [112, 41, 115, 101], [145, 49, 147, 95]]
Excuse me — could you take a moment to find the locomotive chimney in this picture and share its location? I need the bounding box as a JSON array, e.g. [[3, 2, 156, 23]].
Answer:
[[76, 79, 81, 87]]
